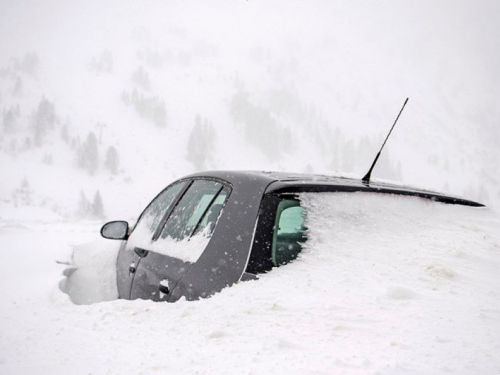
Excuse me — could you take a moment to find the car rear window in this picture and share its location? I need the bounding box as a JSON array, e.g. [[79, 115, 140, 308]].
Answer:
[[272, 199, 307, 266]]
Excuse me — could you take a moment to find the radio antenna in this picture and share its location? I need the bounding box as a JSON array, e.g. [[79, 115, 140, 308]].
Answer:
[[362, 98, 409, 184]]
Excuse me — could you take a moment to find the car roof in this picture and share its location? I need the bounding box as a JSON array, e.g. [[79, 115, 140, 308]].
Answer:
[[185, 170, 484, 207]]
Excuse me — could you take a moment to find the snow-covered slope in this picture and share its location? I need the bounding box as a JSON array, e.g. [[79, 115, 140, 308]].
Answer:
[[1, 193, 499, 374], [1, 0, 500, 222]]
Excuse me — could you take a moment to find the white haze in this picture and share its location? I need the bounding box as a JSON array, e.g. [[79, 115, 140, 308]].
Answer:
[[1, 0, 500, 220]]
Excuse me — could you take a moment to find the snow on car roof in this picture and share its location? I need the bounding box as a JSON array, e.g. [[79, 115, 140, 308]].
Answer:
[[187, 170, 483, 207]]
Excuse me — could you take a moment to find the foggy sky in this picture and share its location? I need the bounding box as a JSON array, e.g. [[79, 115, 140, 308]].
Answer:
[[1, 0, 499, 214]]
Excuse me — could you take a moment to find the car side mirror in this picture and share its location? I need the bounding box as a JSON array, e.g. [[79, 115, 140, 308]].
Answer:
[[101, 221, 129, 240]]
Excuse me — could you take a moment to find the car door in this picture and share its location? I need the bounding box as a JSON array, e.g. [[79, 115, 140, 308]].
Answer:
[[116, 180, 187, 299], [128, 179, 230, 301]]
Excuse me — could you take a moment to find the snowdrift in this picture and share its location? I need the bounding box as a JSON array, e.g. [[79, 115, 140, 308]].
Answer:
[[1, 193, 499, 374]]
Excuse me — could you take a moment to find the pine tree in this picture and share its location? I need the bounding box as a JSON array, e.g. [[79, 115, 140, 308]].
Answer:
[[13, 177, 33, 206], [91, 190, 105, 219], [33, 97, 56, 146], [187, 115, 216, 170], [77, 132, 99, 175], [229, 90, 281, 159], [131, 66, 151, 91], [122, 89, 167, 127], [104, 146, 120, 175]]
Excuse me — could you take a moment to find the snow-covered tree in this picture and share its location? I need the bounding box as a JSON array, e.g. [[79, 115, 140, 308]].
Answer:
[[187, 114, 216, 170], [12, 177, 33, 206], [77, 132, 99, 175], [76, 190, 106, 220], [131, 66, 151, 91], [91, 190, 105, 219], [85, 132, 99, 174], [121, 89, 167, 127], [33, 97, 56, 146], [229, 90, 282, 159], [104, 146, 120, 175]]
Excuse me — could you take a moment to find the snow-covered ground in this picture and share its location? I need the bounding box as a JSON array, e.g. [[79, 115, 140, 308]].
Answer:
[[1, 193, 499, 374], [1, 1, 500, 373]]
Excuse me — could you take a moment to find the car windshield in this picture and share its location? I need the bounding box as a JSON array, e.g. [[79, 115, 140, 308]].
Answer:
[[133, 181, 186, 238]]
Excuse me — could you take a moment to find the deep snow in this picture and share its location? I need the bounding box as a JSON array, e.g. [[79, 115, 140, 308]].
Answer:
[[1, 193, 499, 374]]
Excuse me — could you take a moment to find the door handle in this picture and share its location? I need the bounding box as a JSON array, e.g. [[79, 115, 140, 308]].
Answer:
[[159, 279, 170, 295], [129, 262, 136, 274]]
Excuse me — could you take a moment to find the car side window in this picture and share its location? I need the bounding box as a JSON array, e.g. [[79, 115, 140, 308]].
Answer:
[[133, 181, 186, 237], [193, 188, 229, 236], [272, 200, 307, 266], [160, 180, 227, 241]]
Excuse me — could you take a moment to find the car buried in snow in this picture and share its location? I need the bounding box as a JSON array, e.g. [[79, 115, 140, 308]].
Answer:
[[99, 170, 483, 303]]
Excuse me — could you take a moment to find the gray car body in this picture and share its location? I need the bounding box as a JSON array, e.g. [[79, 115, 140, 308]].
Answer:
[[112, 170, 483, 302]]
